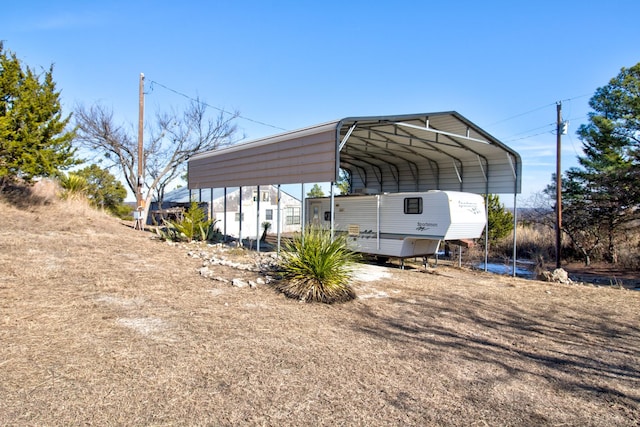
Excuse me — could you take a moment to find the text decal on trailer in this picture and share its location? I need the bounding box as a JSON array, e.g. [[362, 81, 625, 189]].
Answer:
[[458, 200, 481, 215], [416, 222, 438, 231]]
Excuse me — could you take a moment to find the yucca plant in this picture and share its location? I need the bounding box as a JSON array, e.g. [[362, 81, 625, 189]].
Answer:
[[274, 226, 359, 303], [153, 221, 180, 242], [59, 174, 89, 200], [169, 201, 215, 242], [260, 221, 272, 242]]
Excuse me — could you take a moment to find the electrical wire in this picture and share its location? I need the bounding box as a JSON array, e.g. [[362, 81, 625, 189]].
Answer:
[[487, 103, 556, 127], [504, 129, 555, 143], [147, 79, 288, 132], [504, 122, 556, 139], [147, 79, 591, 143], [497, 95, 592, 143]]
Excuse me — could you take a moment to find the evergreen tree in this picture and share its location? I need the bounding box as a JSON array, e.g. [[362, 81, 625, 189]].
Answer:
[[553, 62, 640, 264], [306, 183, 325, 198], [0, 43, 77, 185], [73, 164, 128, 215], [484, 194, 513, 244], [336, 169, 351, 195]]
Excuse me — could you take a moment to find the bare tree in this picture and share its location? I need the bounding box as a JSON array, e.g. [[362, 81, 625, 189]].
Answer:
[[524, 188, 602, 266], [74, 99, 237, 225]]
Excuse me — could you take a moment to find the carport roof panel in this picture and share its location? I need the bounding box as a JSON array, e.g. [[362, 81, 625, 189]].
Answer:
[[189, 121, 339, 188], [188, 111, 521, 193]]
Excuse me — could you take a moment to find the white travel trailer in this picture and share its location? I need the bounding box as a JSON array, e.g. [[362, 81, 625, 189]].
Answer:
[[306, 191, 486, 260]]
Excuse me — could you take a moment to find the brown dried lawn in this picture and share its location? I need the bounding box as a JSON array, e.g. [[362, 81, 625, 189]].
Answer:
[[0, 195, 638, 426]]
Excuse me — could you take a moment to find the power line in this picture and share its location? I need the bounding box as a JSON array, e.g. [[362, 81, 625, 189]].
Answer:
[[147, 79, 288, 132], [503, 129, 555, 143], [146, 80, 592, 141], [502, 112, 590, 143], [487, 103, 556, 127], [497, 94, 592, 143], [488, 93, 591, 127], [504, 122, 556, 139]]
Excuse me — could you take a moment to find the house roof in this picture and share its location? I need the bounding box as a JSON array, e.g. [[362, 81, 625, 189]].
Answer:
[[161, 186, 225, 203], [161, 185, 299, 203], [188, 111, 521, 195]]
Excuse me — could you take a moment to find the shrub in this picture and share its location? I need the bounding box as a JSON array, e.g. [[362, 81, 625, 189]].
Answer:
[[157, 201, 218, 242], [260, 221, 272, 242], [274, 226, 359, 303], [59, 174, 89, 200], [482, 194, 514, 245]]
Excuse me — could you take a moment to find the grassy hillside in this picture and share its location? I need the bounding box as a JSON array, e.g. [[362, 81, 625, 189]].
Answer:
[[1, 191, 639, 425]]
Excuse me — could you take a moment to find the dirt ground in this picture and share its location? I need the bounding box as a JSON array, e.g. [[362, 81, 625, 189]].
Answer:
[[1, 195, 639, 426]]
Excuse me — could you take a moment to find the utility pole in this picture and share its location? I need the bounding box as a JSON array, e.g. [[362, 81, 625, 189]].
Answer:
[[135, 73, 145, 230], [555, 102, 563, 268]]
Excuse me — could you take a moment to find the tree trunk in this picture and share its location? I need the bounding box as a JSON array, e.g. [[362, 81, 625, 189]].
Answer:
[[140, 192, 154, 229]]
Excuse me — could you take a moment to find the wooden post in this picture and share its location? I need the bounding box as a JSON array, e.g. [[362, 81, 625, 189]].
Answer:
[[136, 73, 145, 230], [556, 102, 562, 268]]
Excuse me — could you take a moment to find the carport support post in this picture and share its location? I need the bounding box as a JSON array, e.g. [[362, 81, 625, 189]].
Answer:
[[256, 185, 260, 253], [277, 185, 281, 256], [239, 186, 243, 247], [330, 182, 335, 240], [484, 194, 489, 272], [223, 188, 228, 241], [209, 188, 213, 222], [301, 183, 305, 244], [512, 193, 518, 277]]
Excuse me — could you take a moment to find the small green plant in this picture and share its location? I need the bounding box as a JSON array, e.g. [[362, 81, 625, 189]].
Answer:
[[274, 226, 359, 303], [165, 201, 217, 242], [260, 221, 272, 242], [59, 174, 89, 200], [153, 220, 184, 242], [482, 194, 514, 246]]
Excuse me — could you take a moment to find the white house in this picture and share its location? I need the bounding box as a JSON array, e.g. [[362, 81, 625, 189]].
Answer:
[[154, 185, 301, 239]]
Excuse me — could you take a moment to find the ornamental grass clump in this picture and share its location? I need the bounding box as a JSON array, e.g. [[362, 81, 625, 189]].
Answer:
[[155, 201, 219, 242], [59, 174, 89, 200], [275, 226, 359, 303]]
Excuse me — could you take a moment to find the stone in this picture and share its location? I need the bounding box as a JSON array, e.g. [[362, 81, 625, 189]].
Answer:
[[198, 266, 212, 277], [552, 268, 571, 284], [231, 278, 249, 288], [540, 267, 572, 284]]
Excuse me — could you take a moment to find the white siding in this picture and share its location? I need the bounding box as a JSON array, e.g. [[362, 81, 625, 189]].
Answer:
[[306, 191, 486, 258]]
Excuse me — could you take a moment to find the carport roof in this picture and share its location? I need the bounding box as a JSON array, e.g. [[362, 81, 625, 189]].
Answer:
[[188, 111, 521, 195]]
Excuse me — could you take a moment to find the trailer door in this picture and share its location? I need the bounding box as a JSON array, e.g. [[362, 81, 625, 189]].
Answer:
[[309, 200, 323, 226]]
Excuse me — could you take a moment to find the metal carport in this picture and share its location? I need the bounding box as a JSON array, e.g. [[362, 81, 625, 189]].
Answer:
[[188, 111, 522, 272]]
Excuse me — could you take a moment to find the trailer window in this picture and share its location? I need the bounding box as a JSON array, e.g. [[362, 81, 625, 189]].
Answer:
[[404, 197, 423, 214]]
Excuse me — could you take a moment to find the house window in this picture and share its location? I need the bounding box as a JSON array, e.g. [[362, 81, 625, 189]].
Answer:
[[404, 197, 423, 214], [265, 209, 273, 220], [235, 212, 244, 221], [286, 207, 301, 225]]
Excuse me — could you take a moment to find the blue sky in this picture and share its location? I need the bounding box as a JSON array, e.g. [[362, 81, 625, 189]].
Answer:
[[3, 1, 639, 205]]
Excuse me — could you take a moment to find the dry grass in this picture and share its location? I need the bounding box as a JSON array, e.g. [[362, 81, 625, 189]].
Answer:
[[1, 194, 639, 426]]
